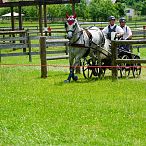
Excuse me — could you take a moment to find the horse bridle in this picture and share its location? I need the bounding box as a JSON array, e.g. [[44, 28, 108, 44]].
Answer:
[[65, 21, 77, 34]]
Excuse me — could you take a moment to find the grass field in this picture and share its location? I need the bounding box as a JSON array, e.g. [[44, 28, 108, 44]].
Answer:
[[0, 20, 146, 145], [0, 55, 146, 145]]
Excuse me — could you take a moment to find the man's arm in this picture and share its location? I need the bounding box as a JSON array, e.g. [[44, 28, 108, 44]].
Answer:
[[116, 26, 124, 38]]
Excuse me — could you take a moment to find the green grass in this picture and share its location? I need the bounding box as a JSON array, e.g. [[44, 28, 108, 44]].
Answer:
[[0, 55, 146, 145], [0, 20, 146, 145]]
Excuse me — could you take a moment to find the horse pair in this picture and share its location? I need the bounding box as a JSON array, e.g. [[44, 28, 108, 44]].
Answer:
[[64, 13, 111, 82]]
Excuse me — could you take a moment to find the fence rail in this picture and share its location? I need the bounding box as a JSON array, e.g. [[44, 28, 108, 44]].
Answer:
[[0, 30, 68, 62], [0, 26, 146, 64]]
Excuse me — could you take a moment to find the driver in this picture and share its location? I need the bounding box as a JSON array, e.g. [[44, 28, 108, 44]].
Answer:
[[102, 16, 124, 41]]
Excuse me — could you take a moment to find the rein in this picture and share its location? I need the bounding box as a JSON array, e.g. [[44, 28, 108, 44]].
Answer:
[[70, 30, 83, 44]]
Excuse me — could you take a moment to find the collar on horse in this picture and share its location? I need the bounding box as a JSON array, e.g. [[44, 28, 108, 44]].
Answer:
[[69, 30, 83, 45], [69, 29, 92, 47]]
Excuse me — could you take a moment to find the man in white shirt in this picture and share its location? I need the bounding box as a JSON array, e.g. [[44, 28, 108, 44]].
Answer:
[[119, 17, 132, 40], [119, 17, 132, 52], [102, 16, 124, 41]]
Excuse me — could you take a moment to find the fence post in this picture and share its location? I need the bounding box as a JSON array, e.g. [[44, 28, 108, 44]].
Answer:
[[111, 41, 118, 80], [0, 49, 1, 62], [143, 26, 146, 39], [26, 29, 32, 62], [40, 36, 47, 78]]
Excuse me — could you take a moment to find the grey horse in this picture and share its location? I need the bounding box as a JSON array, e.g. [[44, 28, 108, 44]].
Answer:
[[64, 13, 110, 82]]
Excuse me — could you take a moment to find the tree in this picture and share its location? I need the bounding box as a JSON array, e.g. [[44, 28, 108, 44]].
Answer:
[[75, 0, 89, 19], [114, 2, 125, 17], [89, 0, 116, 21], [141, 0, 146, 15]]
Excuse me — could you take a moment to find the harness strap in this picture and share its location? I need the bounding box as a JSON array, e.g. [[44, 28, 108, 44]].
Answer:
[[121, 26, 128, 33], [108, 25, 117, 33], [70, 30, 83, 44], [107, 25, 117, 40], [126, 26, 127, 33], [84, 29, 92, 46]]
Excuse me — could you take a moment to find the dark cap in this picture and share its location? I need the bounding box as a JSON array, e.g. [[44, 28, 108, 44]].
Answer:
[[119, 17, 126, 23], [108, 16, 116, 21]]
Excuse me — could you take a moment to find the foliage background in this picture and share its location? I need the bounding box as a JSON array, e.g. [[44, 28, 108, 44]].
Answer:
[[0, 0, 146, 21]]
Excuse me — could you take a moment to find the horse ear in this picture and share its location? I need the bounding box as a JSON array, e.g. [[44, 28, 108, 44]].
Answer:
[[66, 12, 69, 19], [73, 13, 77, 19]]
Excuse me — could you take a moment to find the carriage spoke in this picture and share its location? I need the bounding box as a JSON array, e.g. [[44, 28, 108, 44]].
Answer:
[[119, 55, 130, 78], [132, 55, 141, 78], [82, 58, 94, 79]]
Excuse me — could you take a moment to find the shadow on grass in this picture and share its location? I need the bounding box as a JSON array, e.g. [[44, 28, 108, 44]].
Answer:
[[55, 75, 115, 86], [34, 71, 141, 86]]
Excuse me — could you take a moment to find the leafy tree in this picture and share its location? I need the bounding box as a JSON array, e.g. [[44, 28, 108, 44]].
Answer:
[[88, 0, 116, 21], [75, 0, 89, 19], [141, 0, 146, 15], [0, 8, 10, 15], [114, 2, 125, 17], [123, 0, 146, 15], [1, 0, 145, 21], [22, 6, 38, 20], [47, 4, 67, 18]]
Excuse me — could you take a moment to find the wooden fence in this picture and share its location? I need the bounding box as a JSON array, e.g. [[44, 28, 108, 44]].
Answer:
[[0, 29, 68, 62], [0, 30, 32, 62], [111, 40, 146, 80], [0, 25, 146, 63]]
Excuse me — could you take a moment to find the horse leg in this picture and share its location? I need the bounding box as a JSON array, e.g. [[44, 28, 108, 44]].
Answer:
[[71, 58, 82, 81], [64, 54, 75, 83], [68, 63, 78, 81], [67, 67, 75, 81], [89, 50, 98, 76], [65, 58, 79, 82]]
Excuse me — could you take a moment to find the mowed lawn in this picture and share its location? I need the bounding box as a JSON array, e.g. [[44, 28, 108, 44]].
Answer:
[[0, 55, 146, 145]]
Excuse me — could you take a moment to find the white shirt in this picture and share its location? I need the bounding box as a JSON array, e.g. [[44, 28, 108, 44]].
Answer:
[[102, 24, 124, 36], [121, 25, 132, 40]]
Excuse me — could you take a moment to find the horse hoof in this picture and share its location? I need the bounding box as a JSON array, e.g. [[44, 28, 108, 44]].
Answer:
[[64, 79, 70, 83], [74, 76, 78, 81]]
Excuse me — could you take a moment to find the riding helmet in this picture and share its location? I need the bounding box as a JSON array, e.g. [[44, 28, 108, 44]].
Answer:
[[119, 17, 126, 23], [108, 16, 116, 21]]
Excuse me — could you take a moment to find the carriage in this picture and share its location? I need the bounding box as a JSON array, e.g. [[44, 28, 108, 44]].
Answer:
[[82, 45, 141, 79], [64, 13, 141, 82]]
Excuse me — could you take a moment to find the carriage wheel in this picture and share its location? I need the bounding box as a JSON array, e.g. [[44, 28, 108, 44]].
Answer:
[[82, 58, 93, 79], [82, 58, 98, 79], [132, 55, 141, 78], [120, 55, 130, 78]]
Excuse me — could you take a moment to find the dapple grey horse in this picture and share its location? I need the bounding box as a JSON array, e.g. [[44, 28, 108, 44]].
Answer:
[[64, 13, 110, 82]]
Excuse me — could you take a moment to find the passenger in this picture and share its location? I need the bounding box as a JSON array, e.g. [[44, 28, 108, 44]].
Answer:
[[119, 17, 132, 40], [119, 17, 132, 52], [102, 16, 124, 42]]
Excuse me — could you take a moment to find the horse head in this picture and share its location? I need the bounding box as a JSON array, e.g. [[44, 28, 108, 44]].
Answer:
[[65, 12, 78, 39]]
